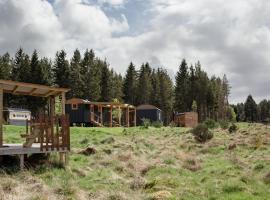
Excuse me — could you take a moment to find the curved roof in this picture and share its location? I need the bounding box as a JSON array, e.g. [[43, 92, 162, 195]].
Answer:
[[136, 104, 161, 110]]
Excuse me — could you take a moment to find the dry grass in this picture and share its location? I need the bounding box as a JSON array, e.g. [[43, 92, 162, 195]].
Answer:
[[1, 123, 270, 199]]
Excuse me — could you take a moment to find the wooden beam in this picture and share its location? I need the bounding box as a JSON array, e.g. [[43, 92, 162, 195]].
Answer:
[[29, 88, 37, 95], [0, 86, 3, 147], [61, 92, 66, 115], [45, 90, 56, 97], [0, 79, 70, 93], [12, 85, 19, 93]]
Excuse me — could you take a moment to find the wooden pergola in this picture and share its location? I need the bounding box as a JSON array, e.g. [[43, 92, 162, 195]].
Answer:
[[89, 102, 136, 127], [0, 80, 70, 169]]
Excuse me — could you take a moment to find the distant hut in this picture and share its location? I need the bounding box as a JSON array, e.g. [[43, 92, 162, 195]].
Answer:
[[174, 112, 198, 127], [65, 98, 91, 126], [136, 104, 163, 125], [65, 98, 136, 127], [4, 108, 31, 126]]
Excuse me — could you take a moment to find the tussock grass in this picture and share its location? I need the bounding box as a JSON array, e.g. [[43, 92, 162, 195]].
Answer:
[[0, 123, 269, 199]]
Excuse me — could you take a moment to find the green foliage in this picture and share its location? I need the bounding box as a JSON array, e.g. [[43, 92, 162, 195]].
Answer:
[[142, 118, 151, 129], [136, 63, 153, 104], [228, 123, 238, 134], [244, 95, 258, 122], [123, 62, 137, 105], [191, 124, 213, 143], [203, 118, 218, 129], [191, 100, 197, 112], [151, 121, 163, 128], [219, 120, 230, 130], [175, 59, 189, 112]]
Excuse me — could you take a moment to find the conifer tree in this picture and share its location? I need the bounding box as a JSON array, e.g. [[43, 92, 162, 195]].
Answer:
[[244, 95, 257, 122], [111, 72, 123, 101], [69, 49, 83, 98], [53, 50, 70, 88], [100, 61, 112, 102], [136, 63, 152, 104], [81, 49, 101, 101], [175, 59, 189, 112], [157, 68, 173, 124], [0, 53, 11, 79], [123, 62, 137, 105]]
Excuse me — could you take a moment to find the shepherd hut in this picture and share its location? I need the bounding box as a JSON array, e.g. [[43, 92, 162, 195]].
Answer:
[[174, 112, 198, 127], [4, 108, 31, 126], [136, 104, 163, 125]]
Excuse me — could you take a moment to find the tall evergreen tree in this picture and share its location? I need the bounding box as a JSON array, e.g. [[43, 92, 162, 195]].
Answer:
[[0, 53, 11, 79], [157, 68, 174, 124], [81, 49, 101, 101], [175, 59, 189, 112], [123, 62, 137, 105], [244, 95, 257, 122], [53, 50, 70, 88], [136, 63, 152, 104], [69, 49, 84, 98], [100, 61, 112, 102], [111, 72, 123, 101]]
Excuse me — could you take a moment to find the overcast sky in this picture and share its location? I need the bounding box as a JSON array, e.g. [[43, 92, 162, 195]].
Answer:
[[0, 0, 270, 103]]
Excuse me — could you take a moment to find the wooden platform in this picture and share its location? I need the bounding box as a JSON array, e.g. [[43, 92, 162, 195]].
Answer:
[[0, 143, 68, 155]]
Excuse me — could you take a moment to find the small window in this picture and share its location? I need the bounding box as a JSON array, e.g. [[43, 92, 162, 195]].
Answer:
[[72, 104, 78, 110]]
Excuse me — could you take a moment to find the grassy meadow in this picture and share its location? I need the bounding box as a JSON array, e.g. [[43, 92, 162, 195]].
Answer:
[[0, 123, 270, 200]]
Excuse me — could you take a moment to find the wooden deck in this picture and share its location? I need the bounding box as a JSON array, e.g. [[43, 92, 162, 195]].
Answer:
[[0, 143, 68, 155]]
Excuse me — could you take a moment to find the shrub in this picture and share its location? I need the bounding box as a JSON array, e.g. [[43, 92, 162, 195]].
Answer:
[[219, 120, 230, 130], [142, 118, 151, 129], [169, 121, 176, 128], [191, 124, 213, 143], [152, 121, 163, 128], [228, 123, 238, 134], [203, 118, 218, 129]]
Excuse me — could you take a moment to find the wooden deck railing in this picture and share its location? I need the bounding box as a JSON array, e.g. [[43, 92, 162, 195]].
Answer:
[[27, 115, 70, 152]]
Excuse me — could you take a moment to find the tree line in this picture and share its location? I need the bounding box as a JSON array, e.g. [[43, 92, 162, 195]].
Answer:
[[233, 95, 270, 123], [0, 48, 231, 124]]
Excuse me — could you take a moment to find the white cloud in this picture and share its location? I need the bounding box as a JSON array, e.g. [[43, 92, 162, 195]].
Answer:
[[97, 0, 127, 7], [0, 0, 270, 102]]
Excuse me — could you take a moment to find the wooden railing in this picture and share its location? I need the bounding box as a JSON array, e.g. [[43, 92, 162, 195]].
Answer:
[[26, 115, 70, 152]]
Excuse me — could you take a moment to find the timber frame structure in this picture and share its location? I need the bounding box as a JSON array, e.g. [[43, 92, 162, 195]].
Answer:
[[0, 80, 70, 170], [66, 98, 136, 127]]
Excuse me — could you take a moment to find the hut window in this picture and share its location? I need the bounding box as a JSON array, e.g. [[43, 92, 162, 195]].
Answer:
[[72, 104, 78, 110]]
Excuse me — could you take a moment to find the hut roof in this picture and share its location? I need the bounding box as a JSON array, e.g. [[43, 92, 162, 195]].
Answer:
[[136, 104, 161, 111]]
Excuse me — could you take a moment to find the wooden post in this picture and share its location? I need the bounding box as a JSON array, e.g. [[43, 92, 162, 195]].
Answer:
[[110, 106, 113, 127], [0, 86, 3, 147], [100, 105, 103, 126], [61, 92, 66, 115], [134, 108, 136, 127], [118, 106, 121, 126], [19, 154, 24, 170], [126, 107, 130, 127]]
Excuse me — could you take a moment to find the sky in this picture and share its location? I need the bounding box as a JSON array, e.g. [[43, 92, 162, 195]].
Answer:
[[0, 0, 270, 104]]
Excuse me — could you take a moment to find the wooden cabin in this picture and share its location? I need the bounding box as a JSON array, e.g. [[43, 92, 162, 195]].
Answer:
[[174, 112, 198, 127], [136, 104, 163, 125], [0, 80, 70, 170], [4, 107, 31, 126], [66, 98, 136, 127]]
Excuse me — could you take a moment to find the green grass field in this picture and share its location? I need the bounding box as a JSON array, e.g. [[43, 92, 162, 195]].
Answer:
[[0, 123, 270, 200]]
